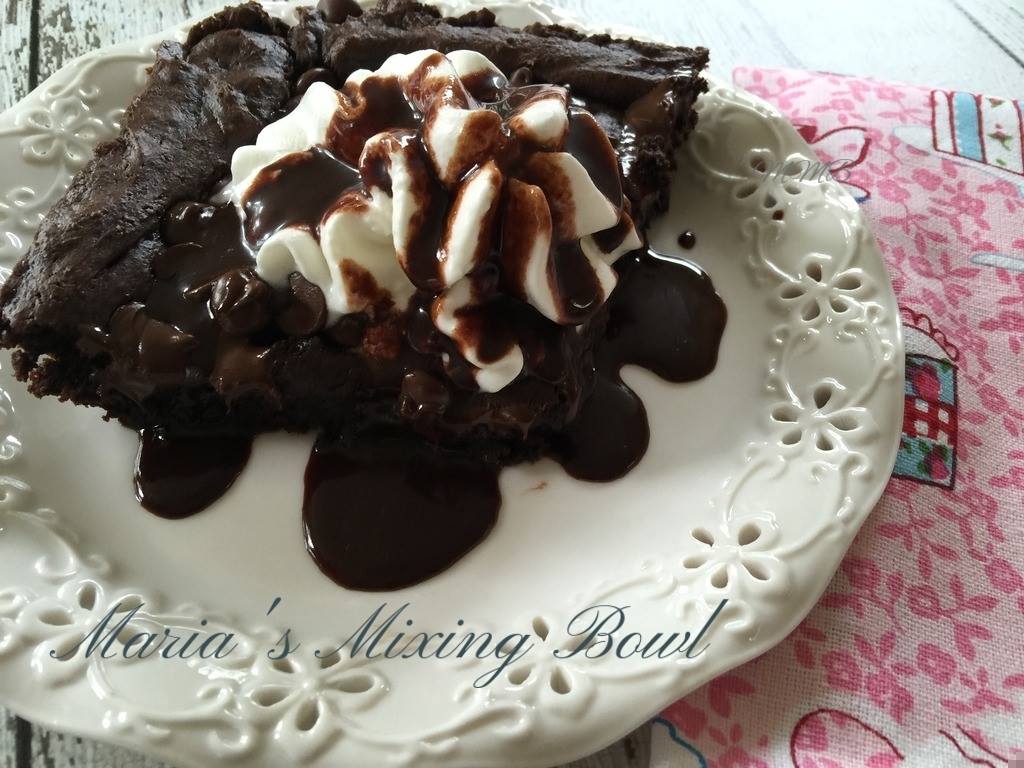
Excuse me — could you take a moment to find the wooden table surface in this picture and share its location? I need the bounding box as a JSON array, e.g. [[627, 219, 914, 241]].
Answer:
[[1, 1, 1021, 766]]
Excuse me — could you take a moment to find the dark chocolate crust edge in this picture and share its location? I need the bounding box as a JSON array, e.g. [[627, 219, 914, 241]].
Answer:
[[0, 4, 294, 343]]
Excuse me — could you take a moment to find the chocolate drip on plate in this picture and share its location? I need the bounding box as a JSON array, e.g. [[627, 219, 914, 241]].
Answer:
[[600, 249, 726, 382], [303, 430, 500, 590], [551, 249, 727, 481], [550, 373, 648, 482], [109, 30, 723, 591], [135, 429, 252, 518]]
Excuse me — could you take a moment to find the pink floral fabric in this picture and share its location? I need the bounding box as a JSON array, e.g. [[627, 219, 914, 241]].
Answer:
[[652, 68, 1024, 768]]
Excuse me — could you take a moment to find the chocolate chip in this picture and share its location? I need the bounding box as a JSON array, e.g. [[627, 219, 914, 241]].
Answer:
[[211, 343, 274, 399], [162, 202, 212, 244], [326, 313, 368, 347], [317, 0, 363, 24], [296, 67, 339, 94], [400, 370, 451, 420], [210, 268, 272, 335], [109, 303, 196, 374], [278, 273, 327, 336], [508, 66, 533, 88], [406, 300, 445, 355]]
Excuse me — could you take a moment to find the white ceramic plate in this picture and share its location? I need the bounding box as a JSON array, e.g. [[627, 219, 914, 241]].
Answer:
[[0, 2, 903, 766]]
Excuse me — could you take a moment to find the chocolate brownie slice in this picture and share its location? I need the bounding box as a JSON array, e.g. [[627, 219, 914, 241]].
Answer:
[[0, 0, 709, 458]]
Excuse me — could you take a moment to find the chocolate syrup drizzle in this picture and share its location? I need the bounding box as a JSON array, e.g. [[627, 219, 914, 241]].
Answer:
[[129, 64, 727, 591], [243, 147, 360, 244]]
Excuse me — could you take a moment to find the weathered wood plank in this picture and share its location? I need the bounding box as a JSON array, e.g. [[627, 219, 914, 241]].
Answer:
[[789, 0, 1024, 96], [761, 0, 1024, 96], [0, 712, 11, 768], [560, 0, 1024, 95], [0, 710, 28, 768], [952, 0, 1024, 85], [0, 0, 33, 110], [29, 728, 170, 768], [35, 0, 220, 84], [557, 0, 802, 75]]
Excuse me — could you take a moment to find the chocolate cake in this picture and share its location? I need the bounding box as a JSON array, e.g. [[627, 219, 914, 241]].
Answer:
[[0, 0, 725, 589]]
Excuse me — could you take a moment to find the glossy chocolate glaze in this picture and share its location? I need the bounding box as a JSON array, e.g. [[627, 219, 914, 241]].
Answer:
[[548, 241, 607, 324], [565, 108, 623, 205], [296, 67, 340, 94], [602, 250, 725, 382], [381, 134, 450, 292], [316, 0, 363, 24], [303, 430, 500, 590], [328, 77, 419, 164], [460, 69, 508, 103], [243, 146, 360, 244], [81, 202, 262, 401], [135, 429, 252, 518]]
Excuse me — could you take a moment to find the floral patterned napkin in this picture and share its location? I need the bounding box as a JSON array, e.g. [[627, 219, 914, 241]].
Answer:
[[650, 67, 1024, 768]]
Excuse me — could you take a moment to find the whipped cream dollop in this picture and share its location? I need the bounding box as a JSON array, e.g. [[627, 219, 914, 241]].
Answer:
[[226, 49, 640, 392]]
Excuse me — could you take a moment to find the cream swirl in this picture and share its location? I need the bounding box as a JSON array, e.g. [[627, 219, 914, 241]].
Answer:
[[226, 49, 640, 392]]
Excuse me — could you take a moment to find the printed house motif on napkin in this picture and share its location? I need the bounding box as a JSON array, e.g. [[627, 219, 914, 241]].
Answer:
[[931, 89, 1024, 176], [895, 312, 959, 488]]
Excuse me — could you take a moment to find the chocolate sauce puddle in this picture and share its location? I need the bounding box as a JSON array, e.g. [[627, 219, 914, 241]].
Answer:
[[135, 429, 252, 519], [303, 430, 500, 591], [550, 249, 727, 481], [599, 249, 726, 381]]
